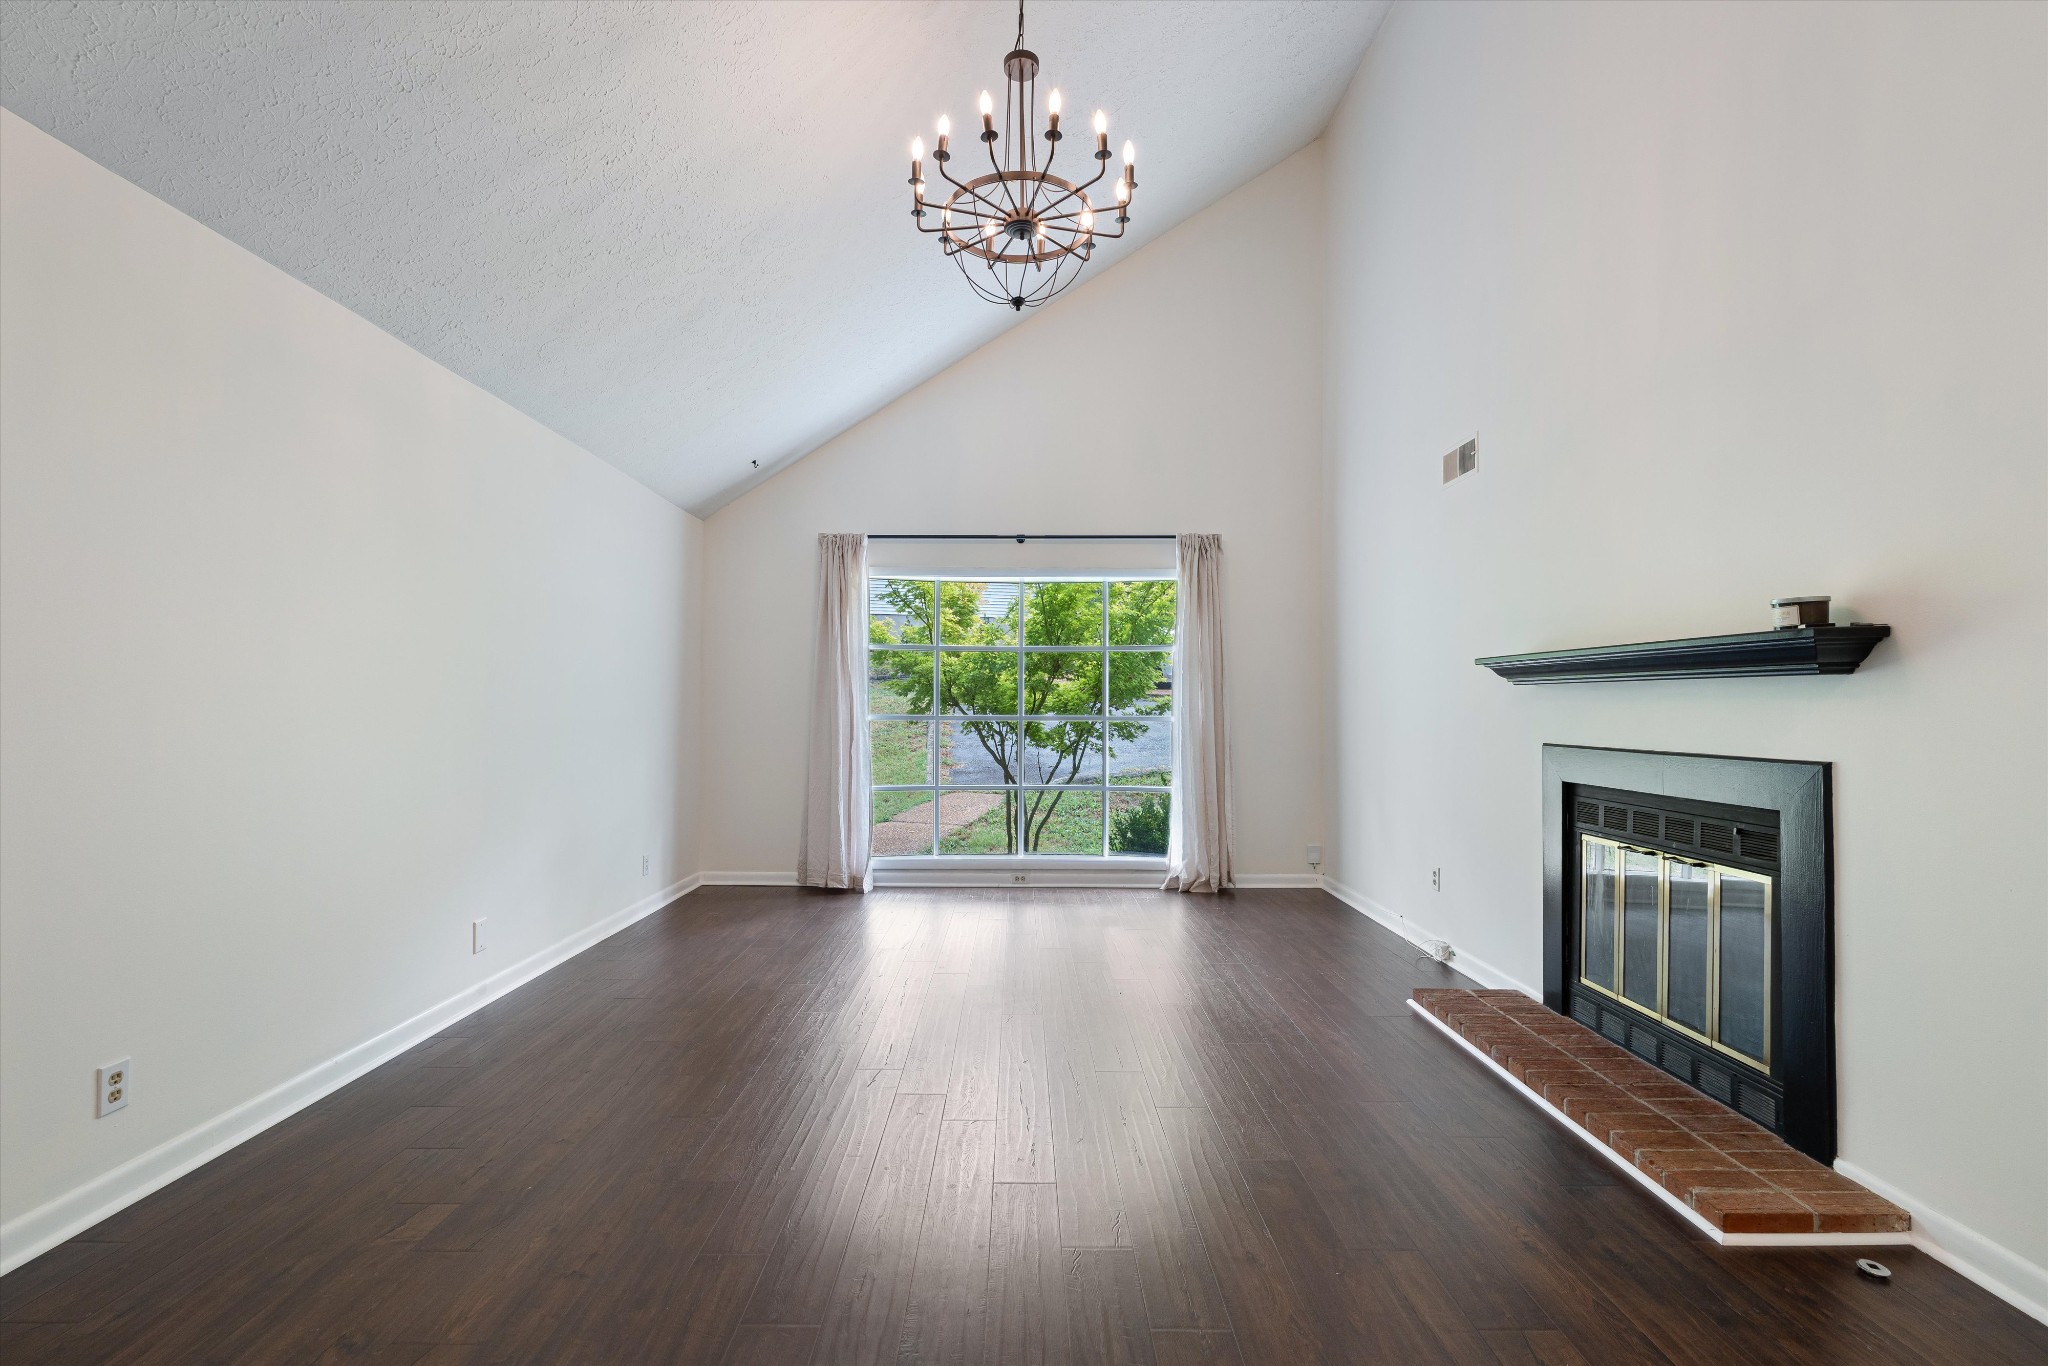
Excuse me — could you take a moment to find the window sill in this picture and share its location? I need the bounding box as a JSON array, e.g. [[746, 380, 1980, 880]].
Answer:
[[870, 855, 1168, 888]]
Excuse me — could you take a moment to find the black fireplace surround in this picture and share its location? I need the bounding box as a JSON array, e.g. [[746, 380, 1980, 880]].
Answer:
[[1542, 745, 1836, 1163]]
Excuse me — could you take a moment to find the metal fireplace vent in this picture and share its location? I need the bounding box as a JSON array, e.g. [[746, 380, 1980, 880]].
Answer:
[[1569, 993, 1781, 1129]]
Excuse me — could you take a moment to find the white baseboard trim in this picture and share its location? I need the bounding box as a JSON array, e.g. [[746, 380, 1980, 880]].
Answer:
[[1232, 873, 1324, 888], [1833, 1159, 2048, 1326], [1409, 1001, 1908, 1250], [698, 870, 800, 885], [0, 875, 702, 1276], [1320, 877, 1539, 998]]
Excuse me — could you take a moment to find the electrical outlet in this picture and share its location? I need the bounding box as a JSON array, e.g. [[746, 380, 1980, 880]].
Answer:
[[641, 854, 650, 876], [1431, 867, 1442, 891], [472, 918, 487, 955], [1305, 844, 1322, 868], [96, 1059, 130, 1117], [1010, 873, 1029, 884]]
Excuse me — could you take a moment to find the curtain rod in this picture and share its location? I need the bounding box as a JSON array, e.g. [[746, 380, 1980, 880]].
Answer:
[[866, 533, 1176, 542]]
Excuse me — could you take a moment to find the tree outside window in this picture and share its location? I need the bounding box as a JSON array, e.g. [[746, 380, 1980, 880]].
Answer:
[[868, 576, 1174, 856]]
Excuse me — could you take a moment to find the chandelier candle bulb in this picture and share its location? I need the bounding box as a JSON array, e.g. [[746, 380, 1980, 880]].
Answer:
[[1123, 140, 1136, 187], [1047, 88, 1062, 135], [935, 115, 950, 158], [1094, 109, 1109, 155], [980, 89, 996, 138]]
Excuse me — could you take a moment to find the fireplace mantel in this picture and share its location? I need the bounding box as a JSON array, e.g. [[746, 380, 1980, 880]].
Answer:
[[1478, 624, 1890, 684]]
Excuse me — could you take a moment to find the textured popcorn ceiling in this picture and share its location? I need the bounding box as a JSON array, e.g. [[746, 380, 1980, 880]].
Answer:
[[0, 1, 1388, 512]]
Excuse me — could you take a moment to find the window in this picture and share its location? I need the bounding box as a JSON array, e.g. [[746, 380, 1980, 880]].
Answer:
[[868, 576, 1175, 858]]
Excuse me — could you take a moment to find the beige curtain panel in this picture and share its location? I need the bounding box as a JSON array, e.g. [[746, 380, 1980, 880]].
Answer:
[[797, 532, 871, 890], [1164, 532, 1235, 892]]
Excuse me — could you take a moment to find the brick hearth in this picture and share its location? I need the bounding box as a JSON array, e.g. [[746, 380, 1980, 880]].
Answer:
[[1412, 988, 1909, 1236]]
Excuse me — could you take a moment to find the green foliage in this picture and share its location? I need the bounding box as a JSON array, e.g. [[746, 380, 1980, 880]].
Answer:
[[1110, 793, 1170, 856], [869, 577, 1177, 853], [1108, 580, 1175, 646], [868, 579, 936, 647]]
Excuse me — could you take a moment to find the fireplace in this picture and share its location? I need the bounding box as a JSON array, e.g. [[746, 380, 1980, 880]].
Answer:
[[1542, 746, 1835, 1162]]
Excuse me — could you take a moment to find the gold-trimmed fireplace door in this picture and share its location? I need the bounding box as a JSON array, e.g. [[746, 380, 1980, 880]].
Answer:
[[1578, 834, 1771, 1072]]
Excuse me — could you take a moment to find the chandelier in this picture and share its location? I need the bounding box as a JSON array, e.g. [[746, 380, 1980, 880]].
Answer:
[[906, 1, 1137, 311]]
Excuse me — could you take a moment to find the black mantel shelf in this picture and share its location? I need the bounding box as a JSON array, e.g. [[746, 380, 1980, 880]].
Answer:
[[1477, 624, 1892, 684]]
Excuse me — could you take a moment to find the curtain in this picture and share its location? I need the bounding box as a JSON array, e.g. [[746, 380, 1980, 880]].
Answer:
[[1164, 533, 1234, 893], [797, 532, 871, 890]]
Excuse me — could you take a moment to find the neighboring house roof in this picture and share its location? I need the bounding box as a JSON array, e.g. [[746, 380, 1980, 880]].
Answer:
[[869, 578, 1019, 621]]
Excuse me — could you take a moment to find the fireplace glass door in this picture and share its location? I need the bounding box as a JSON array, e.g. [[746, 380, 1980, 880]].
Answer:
[[1579, 834, 1771, 1071]]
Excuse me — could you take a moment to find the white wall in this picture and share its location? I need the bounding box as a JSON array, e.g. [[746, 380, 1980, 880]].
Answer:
[[1321, 0, 2046, 1308], [698, 147, 1327, 880], [0, 109, 703, 1265]]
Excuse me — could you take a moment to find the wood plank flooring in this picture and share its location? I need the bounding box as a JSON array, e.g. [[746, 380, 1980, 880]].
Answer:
[[3, 886, 2042, 1363]]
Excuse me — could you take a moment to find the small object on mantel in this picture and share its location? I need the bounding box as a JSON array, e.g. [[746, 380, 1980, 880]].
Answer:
[[1771, 595, 1831, 629], [1477, 623, 1891, 684]]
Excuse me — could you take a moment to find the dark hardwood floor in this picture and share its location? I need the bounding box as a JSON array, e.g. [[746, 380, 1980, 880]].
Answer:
[[3, 887, 2041, 1364]]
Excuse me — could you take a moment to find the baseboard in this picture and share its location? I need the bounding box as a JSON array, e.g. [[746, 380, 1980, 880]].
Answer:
[[0, 875, 701, 1276], [1232, 873, 1324, 888], [699, 870, 800, 886], [1319, 877, 1538, 998], [1832, 1159, 2048, 1326]]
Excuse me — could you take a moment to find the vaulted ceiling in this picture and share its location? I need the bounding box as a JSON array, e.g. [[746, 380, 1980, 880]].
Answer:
[[0, 1, 1388, 512]]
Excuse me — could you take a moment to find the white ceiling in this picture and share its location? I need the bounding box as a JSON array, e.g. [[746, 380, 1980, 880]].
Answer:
[[0, 1, 1388, 512]]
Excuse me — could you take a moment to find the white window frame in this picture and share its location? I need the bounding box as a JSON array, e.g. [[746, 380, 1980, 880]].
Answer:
[[868, 572, 1174, 864]]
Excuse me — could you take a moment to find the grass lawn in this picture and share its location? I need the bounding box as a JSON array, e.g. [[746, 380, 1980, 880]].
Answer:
[[871, 697, 929, 790], [1020, 790, 1105, 854], [939, 790, 1104, 855], [873, 789, 925, 822], [937, 792, 1103, 855], [940, 800, 1015, 854]]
